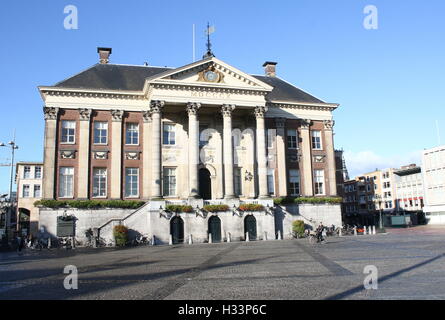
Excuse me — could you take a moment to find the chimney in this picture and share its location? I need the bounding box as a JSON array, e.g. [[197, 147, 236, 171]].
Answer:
[[263, 61, 277, 77], [97, 47, 112, 64]]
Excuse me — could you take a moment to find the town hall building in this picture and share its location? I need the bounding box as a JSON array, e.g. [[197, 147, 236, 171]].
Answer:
[[37, 47, 341, 244]]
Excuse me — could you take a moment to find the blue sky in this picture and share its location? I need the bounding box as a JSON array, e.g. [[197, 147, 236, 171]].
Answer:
[[0, 0, 444, 193]]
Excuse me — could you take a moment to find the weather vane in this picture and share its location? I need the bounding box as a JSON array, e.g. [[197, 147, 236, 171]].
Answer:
[[203, 22, 215, 59]]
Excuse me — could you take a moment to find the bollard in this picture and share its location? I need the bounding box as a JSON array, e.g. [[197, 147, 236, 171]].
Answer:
[[208, 233, 212, 244], [227, 232, 231, 243], [372, 226, 376, 235], [245, 232, 250, 242], [363, 226, 367, 235], [339, 228, 343, 237], [169, 234, 173, 246], [151, 235, 156, 246], [48, 237, 51, 249], [354, 227, 357, 236], [263, 231, 267, 241], [277, 230, 282, 240], [188, 234, 193, 245]]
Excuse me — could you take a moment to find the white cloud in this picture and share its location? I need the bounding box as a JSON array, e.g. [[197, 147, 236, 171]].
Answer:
[[343, 150, 422, 179]]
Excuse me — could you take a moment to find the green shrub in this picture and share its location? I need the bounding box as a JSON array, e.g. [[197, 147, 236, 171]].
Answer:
[[273, 197, 296, 205], [238, 204, 264, 212], [166, 205, 194, 213], [34, 199, 145, 209], [203, 204, 229, 212], [113, 225, 128, 246], [294, 197, 342, 204], [292, 220, 305, 238]]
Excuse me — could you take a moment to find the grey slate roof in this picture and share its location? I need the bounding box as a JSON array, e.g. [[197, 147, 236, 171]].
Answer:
[[54, 64, 324, 104]]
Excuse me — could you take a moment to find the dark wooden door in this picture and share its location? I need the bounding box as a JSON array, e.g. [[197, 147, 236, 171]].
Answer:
[[244, 215, 257, 240], [199, 168, 212, 200], [170, 217, 184, 244], [208, 216, 221, 242]]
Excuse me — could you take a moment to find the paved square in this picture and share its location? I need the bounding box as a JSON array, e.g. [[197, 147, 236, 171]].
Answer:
[[1, 226, 445, 300]]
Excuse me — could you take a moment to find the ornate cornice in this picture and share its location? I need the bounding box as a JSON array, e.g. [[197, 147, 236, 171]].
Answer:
[[152, 83, 269, 97], [150, 100, 165, 114], [221, 104, 236, 117], [267, 102, 338, 112], [323, 120, 335, 130], [186, 102, 201, 116], [40, 89, 145, 100], [111, 109, 124, 122], [142, 110, 152, 123], [43, 106, 59, 120], [79, 108, 92, 121], [254, 106, 268, 119]]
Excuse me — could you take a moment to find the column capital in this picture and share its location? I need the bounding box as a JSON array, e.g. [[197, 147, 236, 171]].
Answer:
[[221, 104, 235, 117], [150, 100, 165, 113], [142, 110, 152, 123], [300, 119, 312, 129], [275, 117, 286, 128], [43, 106, 59, 120], [254, 106, 268, 119], [79, 108, 92, 121], [111, 109, 124, 122], [186, 102, 201, 116], [323, 120, 335, 131]]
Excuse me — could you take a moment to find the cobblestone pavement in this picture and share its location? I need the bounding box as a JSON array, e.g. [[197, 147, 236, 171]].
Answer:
[[1, 226, 445, 300]]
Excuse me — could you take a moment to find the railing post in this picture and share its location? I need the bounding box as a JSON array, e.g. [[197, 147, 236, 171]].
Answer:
[[208, 233, 212, 244], [245, 232, 250, 242], [188, 234, 193, 245]]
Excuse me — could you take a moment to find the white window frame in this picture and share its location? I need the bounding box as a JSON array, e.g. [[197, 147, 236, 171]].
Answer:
[[314, 169, 325, 195], [34, 184, 41, 198], [59, 167, 74, 198], [22, 185, 30, 198], [289, 169, 300, 196], [311, 130, 322, 150], [61, 120, 76, 144], [163, 123, 176, 145], [92, 168, 107, 198], [125, 123, 139, 145], [34, 166, 42, 179], [267, 169, 275, 195], [125, 168, 139, 198], [23, 166, 31, 179], [93, 121, 108, 145], [163, 167, 177, 197], [287, 129, 298, 149]]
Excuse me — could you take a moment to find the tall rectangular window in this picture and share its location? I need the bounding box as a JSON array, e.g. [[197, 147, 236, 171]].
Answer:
[[267, 169, 275, 195], [267, 129, 275, 148], [126, 123, 139, 145], [163, 168, 176, 196], [163, 123, 175, 145], [34, 185, 41, 198], [311, 130, 322, 150], [35, 166, 42, 179], [59, 167, 74, 198], [61, 120, 76, 144], [314, 169, 325, 195], [234, 168, 242, 196], [125, 168, 139, 197], [94, 122, 108, 144], [23, 166, 31, 179], [93, 168, 107, 197], [289, 169, 300, 196], [22, 185, 30, 198], [287, 129, 298, 149]]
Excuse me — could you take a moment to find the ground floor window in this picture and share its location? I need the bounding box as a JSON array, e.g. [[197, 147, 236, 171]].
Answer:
[[314, 169, 325, 195], [234, 168, 242, 197], [93, 168, 107, 197], [125, 168, 139, 197], [163, 167, 176, 196], [59, 167, 74, 198], [289, 169, 300, 196], [267, 169, 275, 195]]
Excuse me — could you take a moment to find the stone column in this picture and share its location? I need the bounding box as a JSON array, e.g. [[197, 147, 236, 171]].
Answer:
[[221, 104, 235, 199], [255, 106, 269, 199], [300, 119, 313, 196], [187, 102, 201, 198], [42, 107, 59, 199], [142, 110, 152, 199], [324, 120, 337, 196], [77, 109, 92, 199], [150, 100, 164, 198], [275, 118, 288, 197], [110, 110, 124, 199]]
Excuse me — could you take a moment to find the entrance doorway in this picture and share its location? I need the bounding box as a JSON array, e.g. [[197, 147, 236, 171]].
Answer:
[[199, 168, 212, 200], [244, 215, 257, 241], [208, 216, 221, 242], [170, 216, 184, 244]]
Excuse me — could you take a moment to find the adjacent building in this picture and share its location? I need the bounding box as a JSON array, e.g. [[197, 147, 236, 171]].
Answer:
[[15, 162, 43, 235], [422, 146, 445, 224], [393, 164, 424, 212]]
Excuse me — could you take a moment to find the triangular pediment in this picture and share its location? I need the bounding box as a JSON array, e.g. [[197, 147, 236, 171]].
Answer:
[[145, 57, 273, 92]]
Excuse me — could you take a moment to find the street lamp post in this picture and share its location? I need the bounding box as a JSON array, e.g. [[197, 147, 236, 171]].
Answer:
[[375, 194, 383, 230], [0, 139, 19, 245]]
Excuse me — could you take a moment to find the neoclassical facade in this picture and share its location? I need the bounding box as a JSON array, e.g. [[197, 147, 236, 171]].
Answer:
[[38, 48, 339, 204]]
